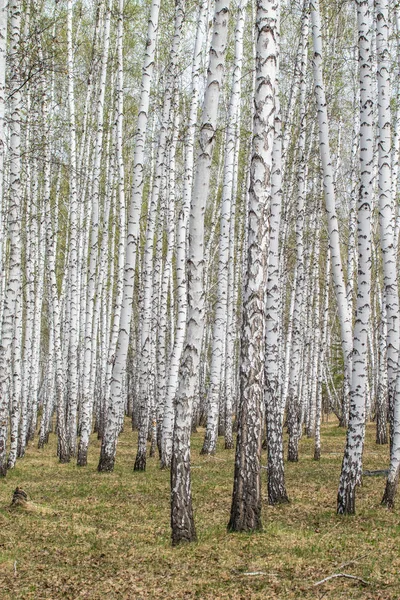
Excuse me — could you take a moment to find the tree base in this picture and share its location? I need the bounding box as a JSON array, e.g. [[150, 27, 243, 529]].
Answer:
[[98, 449, 115, 472], [287, 451, 298, 462], [160, 457, 171, 470], [376, 429, 388, 445], [268, 488, 289, 506], [134, 451, 146, 471], [314, 447, 321, 461], [381, 478, 398, 509], [200, 447, 215, 456], [337, 486, 355, 515], [76, 445, 87, 466], [268, 492, 289, 506], [149, 440, 156, 458], [171, 524, 197, 546], [227, 514, 263, 533]]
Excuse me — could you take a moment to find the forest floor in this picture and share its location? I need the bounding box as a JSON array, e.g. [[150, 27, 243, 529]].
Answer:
[[0, 417, 399, 600]]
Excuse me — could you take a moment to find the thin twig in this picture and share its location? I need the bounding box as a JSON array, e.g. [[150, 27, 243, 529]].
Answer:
[[313, 573, 368, 587], [235, 571, 278, 577]]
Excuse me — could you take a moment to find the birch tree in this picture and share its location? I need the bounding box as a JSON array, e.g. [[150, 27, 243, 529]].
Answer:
[[264, 0, 288, 505], [337, 0, 374, 515], [201, 0, 246, 456], [311, 0, 353, 427], [0, 0, 20, 476], [228, 0, 278, 533], [160, 0, 208, 469], [98, 0, 160, 471], [171, 0, 230, 545]]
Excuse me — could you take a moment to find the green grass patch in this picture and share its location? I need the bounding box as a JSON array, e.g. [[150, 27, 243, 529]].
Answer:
[[0, 418, 398, 599]]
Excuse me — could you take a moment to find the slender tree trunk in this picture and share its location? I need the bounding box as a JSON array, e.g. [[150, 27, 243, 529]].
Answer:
[[0, 0, 20, 476], [311, 0, 353, 427], [337, 0, 373, 515], [287, 0, 309, 462], [201, 0, 246, 456], [264, 2, 288, 505], [98, 0, 160, 471], [379, 0, 400, 507], [78, 0, 113, 466], [228, 0, 278, 533], [171, 0, 230, 545], [66, 0, 80, 458]]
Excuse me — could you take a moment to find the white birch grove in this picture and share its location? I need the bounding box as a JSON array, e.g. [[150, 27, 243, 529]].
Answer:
[[134, 0, 184, 472], [77, 0, 113, 467], [286, 0, 309, 462], [0, 0, 399, 545]]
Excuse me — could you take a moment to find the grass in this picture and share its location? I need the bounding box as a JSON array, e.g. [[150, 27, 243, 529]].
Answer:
[[0, 417, 399, 599]]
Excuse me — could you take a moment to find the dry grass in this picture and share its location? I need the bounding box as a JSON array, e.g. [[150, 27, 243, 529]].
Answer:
[[0, 418, 399, 599]]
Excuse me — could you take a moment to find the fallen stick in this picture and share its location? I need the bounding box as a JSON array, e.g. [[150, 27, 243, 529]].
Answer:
[[314, 573, 368, 587], [232, 570, 278, 577], [362, 469, 388, 477]]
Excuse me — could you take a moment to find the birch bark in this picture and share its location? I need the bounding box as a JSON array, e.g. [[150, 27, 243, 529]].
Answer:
[[228, 0, 278, 533], [160, 0, 208, 469], [78, 0, 113, 466], [0, 0, 21, 476], [337, 0, 373, 515], [379, 0, 400, 508], [201, 0, 246, 456], [311, 0, 353, 427], [98, 0, 160, 471], [171, 0, 230, 545], [264, 1, 288, 505], [66, 0, 80, 458]]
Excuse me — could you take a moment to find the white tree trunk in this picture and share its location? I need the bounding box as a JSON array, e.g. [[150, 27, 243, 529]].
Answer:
[[0, 0, 21, 476], [337, 0, 373, 515], [171, 0, 230, 544], [98, 0, 161, 471], [228, 0, 278, 534], [202, 0, 246, 456], [78, 0, 113, 466], [311, 0, 353, 426], [66, 0, 80, 458]]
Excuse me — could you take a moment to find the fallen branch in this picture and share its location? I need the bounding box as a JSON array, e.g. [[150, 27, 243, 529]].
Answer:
[[314, 573, 368, 587], [232, 570, 278, 577]]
